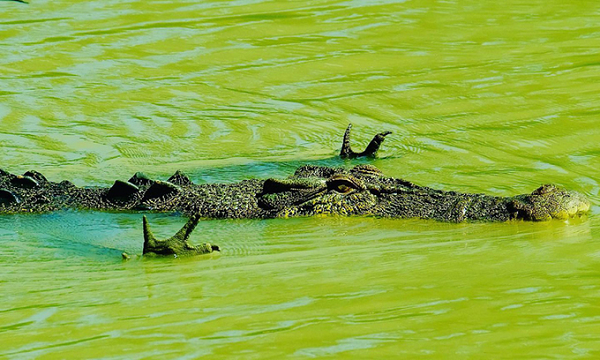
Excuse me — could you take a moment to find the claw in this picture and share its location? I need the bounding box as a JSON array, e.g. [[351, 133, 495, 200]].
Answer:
[[340, 124, 391, 159], [142, 214, 218, 256]]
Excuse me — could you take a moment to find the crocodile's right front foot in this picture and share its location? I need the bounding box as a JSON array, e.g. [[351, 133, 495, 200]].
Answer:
[[142, 215, 220, 257], [339, 124, 392, 159]]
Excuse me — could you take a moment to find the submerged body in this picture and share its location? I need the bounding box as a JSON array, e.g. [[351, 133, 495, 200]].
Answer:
[[0, 163, 590, 222]]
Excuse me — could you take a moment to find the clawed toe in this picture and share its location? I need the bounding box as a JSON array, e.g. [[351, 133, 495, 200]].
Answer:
[[142, 214, 219, 257], [340, 124, 392, 159]]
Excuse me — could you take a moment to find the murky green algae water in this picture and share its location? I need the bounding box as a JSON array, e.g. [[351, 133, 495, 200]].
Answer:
[[1, 0, 600, 358]]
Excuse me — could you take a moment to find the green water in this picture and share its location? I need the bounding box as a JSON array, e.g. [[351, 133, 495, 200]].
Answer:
[[1, 0, 600, 358]]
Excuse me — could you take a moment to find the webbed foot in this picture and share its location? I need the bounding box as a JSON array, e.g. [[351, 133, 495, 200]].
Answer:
[[340, 124, 392, 159], [142, 215, 219, 257]]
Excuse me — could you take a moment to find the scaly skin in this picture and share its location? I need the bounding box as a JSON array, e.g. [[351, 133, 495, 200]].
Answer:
[[0, 164, 590, 222], [0, 125, 591, 256]]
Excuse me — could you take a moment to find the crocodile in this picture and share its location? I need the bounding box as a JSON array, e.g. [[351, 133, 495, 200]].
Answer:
[[0, 125, 591, 256]]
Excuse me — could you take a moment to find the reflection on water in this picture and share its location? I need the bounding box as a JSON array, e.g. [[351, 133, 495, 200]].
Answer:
[[2, 0, 600, 357]]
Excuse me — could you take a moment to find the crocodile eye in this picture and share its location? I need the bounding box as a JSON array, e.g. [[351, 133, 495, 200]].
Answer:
[[335, 184, 353, 194], [326, 174, 365, 194]]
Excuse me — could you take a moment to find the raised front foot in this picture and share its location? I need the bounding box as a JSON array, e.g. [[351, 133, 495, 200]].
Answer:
[[340, 124, 392, 159], [142, 215, 220, 257]]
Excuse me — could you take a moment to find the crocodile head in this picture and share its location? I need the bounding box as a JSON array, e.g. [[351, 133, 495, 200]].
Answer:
[[257, 165, 591, 221]]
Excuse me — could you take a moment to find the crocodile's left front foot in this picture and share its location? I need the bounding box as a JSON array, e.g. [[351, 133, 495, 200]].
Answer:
[[340, 124, 392, 159], [142, 215, 220, 257]]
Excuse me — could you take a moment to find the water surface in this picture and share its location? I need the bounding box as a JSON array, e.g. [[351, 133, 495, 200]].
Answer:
[[1, 0, 600, 358]]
